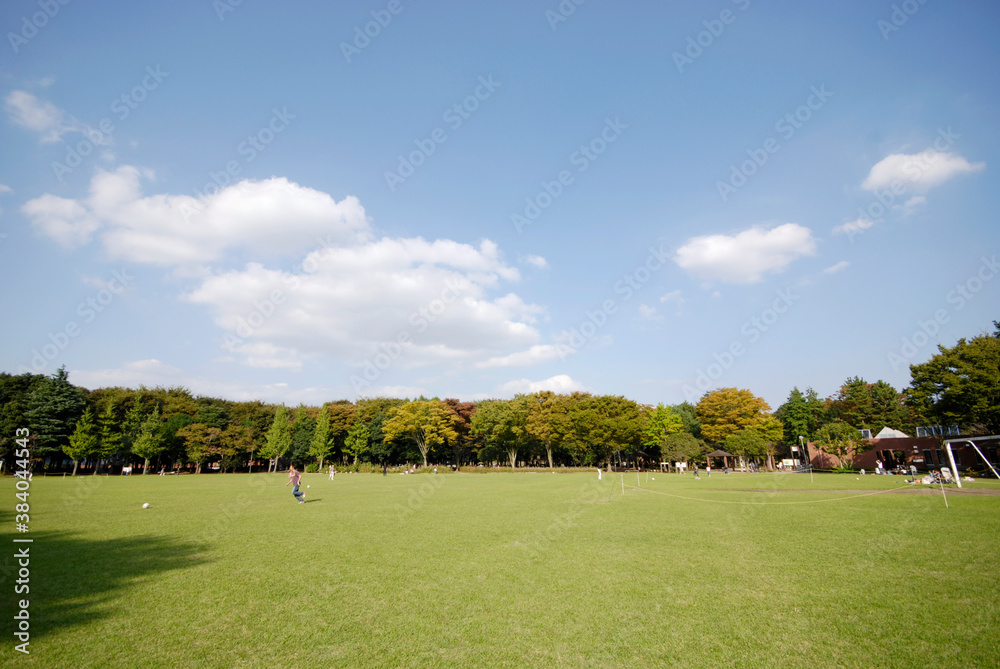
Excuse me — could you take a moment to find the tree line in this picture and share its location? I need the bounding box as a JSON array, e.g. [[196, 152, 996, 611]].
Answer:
[[1, 321, 996, 474]]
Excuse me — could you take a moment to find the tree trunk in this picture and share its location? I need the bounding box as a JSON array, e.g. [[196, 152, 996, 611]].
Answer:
[[546, 445, 554, 469], [93, 459, 100, 475], [143, 458, 150, 474], [72, 460, 79, 476], [419, 441, 429, 467], [196, 462, 202, 474], [508, 449, 517, 470]]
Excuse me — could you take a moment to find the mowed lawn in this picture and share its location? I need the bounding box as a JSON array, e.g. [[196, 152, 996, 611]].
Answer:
[[2, 471, 999, 668]]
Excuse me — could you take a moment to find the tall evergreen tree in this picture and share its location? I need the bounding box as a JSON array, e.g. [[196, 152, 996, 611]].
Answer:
[[65, 408, 99, 476], [97, 403, 122, 474], [261, 405, 292, 472], [309, 404, 333, 470], [26, 366, 86, 461], [132, 405, 165, 474]]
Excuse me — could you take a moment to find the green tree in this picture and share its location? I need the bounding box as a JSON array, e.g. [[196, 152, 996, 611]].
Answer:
[[65, 408, 99, 476], [309, 404, 333, 470], [670, 402, 702, 438], [177, 423, 223, 474], [344, 421, 370, 465], [290, 406, 317, 465], [642, 403, 684, 455], [526, 391, 570, 469], [97, 403, 122, 474], [724, 428, 767, 461], [261, 405, 292, 471], [383, 400, 459, 467], [121, 391, 148, 456], [27, 366, 86, 460], [774, 387, 825, 445], [472, 397, 530, 469], [814, 420, 869, 470], [907, 322, 1000, 434], [0, 372, 46, 464], [132, 405, 165, 474], [220, 424, 254, 472], [659, 432, 706, 468]]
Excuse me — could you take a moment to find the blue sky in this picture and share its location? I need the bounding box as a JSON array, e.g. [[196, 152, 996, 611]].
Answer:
[[1, 0, 997, 409]]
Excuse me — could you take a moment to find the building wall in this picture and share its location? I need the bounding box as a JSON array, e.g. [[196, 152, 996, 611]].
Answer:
[[805, 437, 985, 471]]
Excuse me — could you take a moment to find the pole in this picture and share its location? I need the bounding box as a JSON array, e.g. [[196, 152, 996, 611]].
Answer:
[[944, 441, 962, 489], [938, 476, 949, 509], [966, 440, 1000, 481]]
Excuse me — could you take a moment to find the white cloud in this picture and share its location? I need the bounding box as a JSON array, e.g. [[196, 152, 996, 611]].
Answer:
[[897, 195, 926, 214], [659, 289, 684, 305], [823, 260, 850, 274], [523, 254, 549, 269], [22, 194, 101, 247], [184, 243, 545, 369], [4, 90, 108, 145], [674, 223, 817, 284], [358, 385, 429, 399], [0, 184, 12, 194], [23, 166, 371, 263], [477, 344, 568, 368], [833, 218, 876, 236], [69, 359, 334, 404], [30, 168, 561, 374], [637, 304, 661, 321], [226, 341, 303, 370], [497, 374, 588, 395], [862, 151, 984, 192]]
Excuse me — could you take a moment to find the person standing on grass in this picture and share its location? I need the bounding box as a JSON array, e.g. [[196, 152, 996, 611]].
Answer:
[[329, 464, 336, 481], [286, 465, 305, 504]]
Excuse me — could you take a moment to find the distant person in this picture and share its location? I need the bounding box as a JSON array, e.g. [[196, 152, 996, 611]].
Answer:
[[329, 464, 336, 481], [706, 464, 711, 477], [285, 465, 305, 504], [693, 465, 700, 479]]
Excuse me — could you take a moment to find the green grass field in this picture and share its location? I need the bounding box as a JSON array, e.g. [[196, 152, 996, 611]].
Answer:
[[3, 470, 999, 668]]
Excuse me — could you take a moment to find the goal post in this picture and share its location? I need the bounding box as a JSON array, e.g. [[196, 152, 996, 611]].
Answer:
[[943, 438, 1000, 488]]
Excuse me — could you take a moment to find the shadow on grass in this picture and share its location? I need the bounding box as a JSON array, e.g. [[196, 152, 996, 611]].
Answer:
[[0, 527, 209, 643]]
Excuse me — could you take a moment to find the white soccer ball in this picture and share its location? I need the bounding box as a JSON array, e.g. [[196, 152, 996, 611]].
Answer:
[[307, 485, 310, 488], [142, 503, 150, 509]]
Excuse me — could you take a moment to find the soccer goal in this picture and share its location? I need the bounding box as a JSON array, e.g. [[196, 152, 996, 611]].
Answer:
[[943, 437, 1000, 488]]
